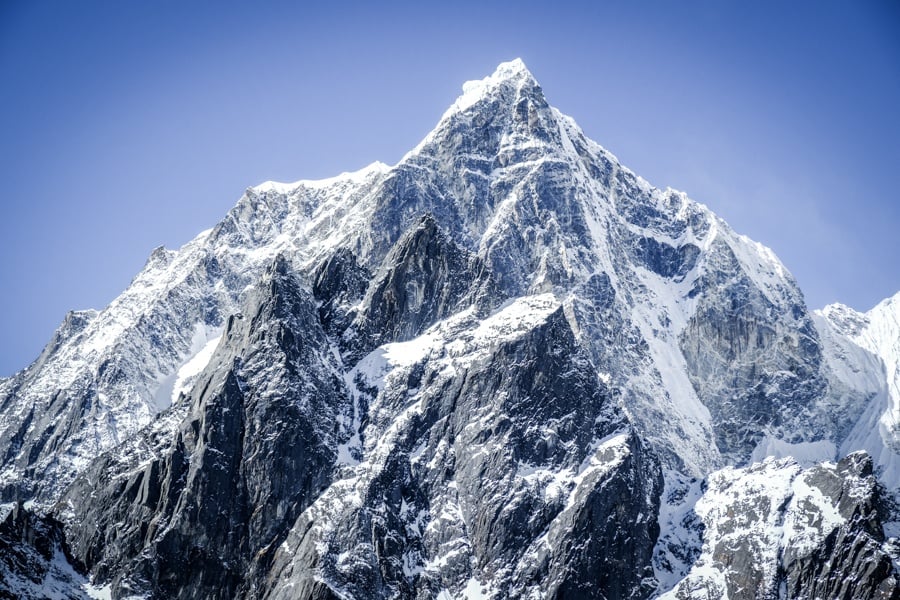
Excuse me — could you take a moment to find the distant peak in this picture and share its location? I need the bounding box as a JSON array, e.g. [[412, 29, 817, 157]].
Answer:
[[819, 302, 869, 337]]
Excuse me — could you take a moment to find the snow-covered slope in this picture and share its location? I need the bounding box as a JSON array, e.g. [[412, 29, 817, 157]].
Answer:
[[0, 59, 898, 599], [816, 294, 900, 489]]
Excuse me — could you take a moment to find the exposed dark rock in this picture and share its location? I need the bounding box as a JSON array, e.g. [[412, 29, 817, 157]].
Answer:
[[311, 246, 371, 337], [628, 234, 700, 281], [344, 214, 498, 360], [0, 503, 88, 600], [59, 256, 349, 599], [264, 301, 662, 600]]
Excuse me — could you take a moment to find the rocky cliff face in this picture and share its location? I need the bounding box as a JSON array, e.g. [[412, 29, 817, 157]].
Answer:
[[58, 257, 348, 598], [262, 292, 661, 600], [1, 59, 898, 598]]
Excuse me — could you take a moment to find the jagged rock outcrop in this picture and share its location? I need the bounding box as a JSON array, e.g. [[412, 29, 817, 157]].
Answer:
[[263, 294, 661, 600], [311, 246, 371, 337], [59, 256, 349, 599], [343, 213, 498, 359], [662, 452, 899, 599]]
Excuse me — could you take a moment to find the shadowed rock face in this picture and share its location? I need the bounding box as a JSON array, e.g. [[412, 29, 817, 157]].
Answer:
[[59, 257, 350, 599], [263, 293, 661, 600], [311, 246, 371, 338], [343, 213, 499, 360]]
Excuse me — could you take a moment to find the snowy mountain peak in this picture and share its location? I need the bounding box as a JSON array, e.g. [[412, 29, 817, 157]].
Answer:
[[440, 58, 543, 120], [484, 57, 534, 83], [2, 59, 900, 600], [468, 57, 535, 90], [820, 292, 900, 353]]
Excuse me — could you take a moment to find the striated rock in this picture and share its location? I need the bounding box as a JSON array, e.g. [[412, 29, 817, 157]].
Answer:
[[343, 213, 498, 360], [679, 236, 828, 463], [311, 246, 371, 337], [264, 294, 661, 600]]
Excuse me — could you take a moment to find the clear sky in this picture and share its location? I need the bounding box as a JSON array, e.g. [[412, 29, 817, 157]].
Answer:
[[1, 0, 898, 376]]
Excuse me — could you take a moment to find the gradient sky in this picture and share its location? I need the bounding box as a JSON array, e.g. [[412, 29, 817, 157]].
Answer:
[[1, 0, 898, 376]]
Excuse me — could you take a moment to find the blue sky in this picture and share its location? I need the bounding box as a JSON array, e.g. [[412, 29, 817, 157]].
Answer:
[[1, 0, 898, 376]]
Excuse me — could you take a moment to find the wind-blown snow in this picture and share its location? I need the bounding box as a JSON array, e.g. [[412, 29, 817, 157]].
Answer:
[[447, 58, 532, 119], [252, 160, 390, 194]]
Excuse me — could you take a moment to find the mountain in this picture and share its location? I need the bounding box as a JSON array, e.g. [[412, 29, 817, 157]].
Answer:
[[1, 59, 898, 599]]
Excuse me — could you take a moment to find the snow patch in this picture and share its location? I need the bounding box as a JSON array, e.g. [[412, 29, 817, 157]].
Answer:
[[462, 577, 493, 599], [152, 323, 223, 410], [84, 582, 113, 599]]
